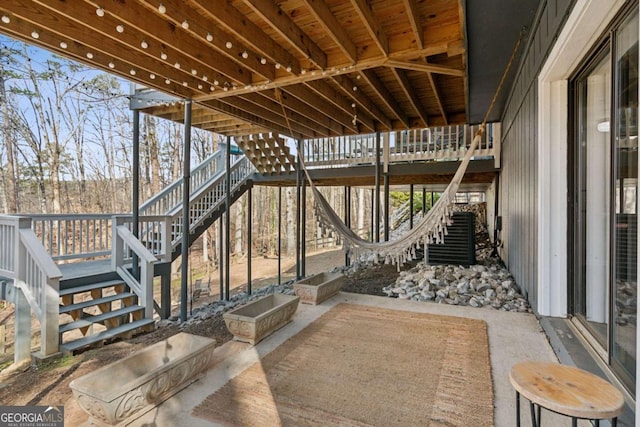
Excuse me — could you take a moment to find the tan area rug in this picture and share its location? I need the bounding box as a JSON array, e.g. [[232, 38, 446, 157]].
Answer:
[[193, 303, 493, 426]]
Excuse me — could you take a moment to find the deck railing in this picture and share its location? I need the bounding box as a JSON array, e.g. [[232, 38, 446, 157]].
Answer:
[[30, 214, 113, 262], [112, 216, 157, 319], [139, 149, 225, 216], [0, 215, 61, 357], [303, 123, 500, 167]]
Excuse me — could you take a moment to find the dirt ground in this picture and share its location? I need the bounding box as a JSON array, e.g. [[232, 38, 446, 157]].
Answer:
[[0, 246, 407, 421]]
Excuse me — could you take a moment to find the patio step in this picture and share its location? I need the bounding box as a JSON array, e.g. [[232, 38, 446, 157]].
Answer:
[[59, 279, 125, 297], [59, 305, 144, 334], [59, 318, 154, 354], [59, 292, 135, 314]]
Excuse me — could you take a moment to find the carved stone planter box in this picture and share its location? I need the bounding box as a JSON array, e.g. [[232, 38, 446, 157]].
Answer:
[[223, 293, 299, 345], [69, 333, 216, 426], [294, 272, 345, 305]]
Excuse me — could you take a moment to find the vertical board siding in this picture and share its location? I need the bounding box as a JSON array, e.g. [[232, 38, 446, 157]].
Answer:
[[499, 0, 576, 312]]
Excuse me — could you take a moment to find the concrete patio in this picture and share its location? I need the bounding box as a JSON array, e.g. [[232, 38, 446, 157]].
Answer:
[[74, 292, 584, 426]]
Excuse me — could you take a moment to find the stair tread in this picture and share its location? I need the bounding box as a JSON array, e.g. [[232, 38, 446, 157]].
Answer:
[[59, 279, 125, 296], [59, 305, 144, 334], [60, 318, 154, 353], [59, 292, 136, 313]]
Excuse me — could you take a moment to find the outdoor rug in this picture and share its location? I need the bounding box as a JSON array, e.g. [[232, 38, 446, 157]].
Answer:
[[193, 303, 493, 426]]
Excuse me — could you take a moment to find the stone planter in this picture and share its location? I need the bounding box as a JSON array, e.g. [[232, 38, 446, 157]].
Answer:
[[69, 333, 216, 426], [223, 293, 299, 345], [293, 272, 345, 305]]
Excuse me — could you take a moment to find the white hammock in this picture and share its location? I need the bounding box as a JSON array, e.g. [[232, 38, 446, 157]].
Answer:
[[302, 125, 485, 269]]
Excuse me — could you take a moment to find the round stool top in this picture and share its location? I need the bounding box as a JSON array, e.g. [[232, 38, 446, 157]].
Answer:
[[509, 361, 625, 419]]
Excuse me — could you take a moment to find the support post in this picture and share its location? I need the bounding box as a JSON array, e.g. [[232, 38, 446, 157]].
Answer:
[[132, 109, 140, 279], [13, 287, 31, 364], [370, 189, 374, 242], [345, 186, 351, 266], [422, 188, 426, 213], [301, 167, 307, 278], [375, 132, 381, 243], [384, 174, 390, 241], [225, 136, 231, 301], [180, 100, 192, 323], [247, 186, 252, 295], [278, 186, 282, 285], [410, 184, 414, 230], [219, 215, 224, 301], [296, 146, 301, 280], [160, 271, 171, 319]]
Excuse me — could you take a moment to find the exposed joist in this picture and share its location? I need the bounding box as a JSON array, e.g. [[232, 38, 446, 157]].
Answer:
[[332, 74, 392, 131], [283, 85, 358, 134], [302, 0, 357, 63], [259, 90, 341, 136], [203, 99, 304, 139], [392, 68, 429, 127], [403, 0, 424, 50], [242, 92, 332, 136], [58, 0, 251, 85], [0, 2, 199, 96], [384, 59, 464, 77], [220, 96, 317, 138], [359, 69, 410, 128], [242, 0, 327, 70], [190, 0, 301, 75], [350, 0, 389, 56], [135, 0, 274, 81], [304, 80, 376, 132], [426, 68, 448, 125]]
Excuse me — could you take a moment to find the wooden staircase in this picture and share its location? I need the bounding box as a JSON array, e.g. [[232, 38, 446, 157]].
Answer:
[[236, 134, 296, 174], [58, 278, 154, 354]]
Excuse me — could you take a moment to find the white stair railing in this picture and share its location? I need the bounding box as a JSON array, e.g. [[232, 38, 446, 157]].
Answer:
[[0, 215, 62, 358], [140, 150, 225, 216], [112, 216, 157, 319]]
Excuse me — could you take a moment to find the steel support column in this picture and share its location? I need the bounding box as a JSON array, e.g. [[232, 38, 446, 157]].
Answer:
[[278, 186, 282, 285], [180, 100, 192, 322], [374, 133, 381, 243], [225, 136, 231, 301], [422, 188, 426, 213], [296, 145, 301, 280], [410, 184, 414, 229], [219, 214, 224, 301], [247, 186, 252, 295], [345, 186, 351, 266], [132, 109, 140, 279], [384, 174, 390, 241]]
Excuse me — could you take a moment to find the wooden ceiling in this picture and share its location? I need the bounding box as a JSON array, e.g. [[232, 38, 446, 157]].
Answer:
[[0, 0, 468, 138]]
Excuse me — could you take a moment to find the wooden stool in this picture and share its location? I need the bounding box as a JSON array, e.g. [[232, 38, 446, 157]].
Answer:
[[509, 361, 625, 426]]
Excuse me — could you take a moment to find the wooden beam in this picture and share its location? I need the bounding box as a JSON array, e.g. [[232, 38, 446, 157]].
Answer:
[[241, 92, 331, 136], [304, 80, 376, 132], [426, 68, 448, 125], [190, 0, 301, 75], [302, 0, 357, 63], [242, 0, 327, 70], [332, 74, 392, 131], [258, 90, 342, 136], [284, 85, 357, 134], [220, 96, 317, 138], [1, 2, 200, 96], [384, 59, 464, 77], [403, 0, 424, 50], [350, 0, 389, 56], [359, 69, 409, 128], [392, 68, 429, 127], [203, 99, 304, 139]]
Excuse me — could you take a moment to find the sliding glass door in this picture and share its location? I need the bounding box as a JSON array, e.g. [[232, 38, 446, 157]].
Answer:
[[570, 4, 638, 394]]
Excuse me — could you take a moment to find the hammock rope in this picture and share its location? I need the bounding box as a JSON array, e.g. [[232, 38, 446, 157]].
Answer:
[[274, 27, 524, 268]]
